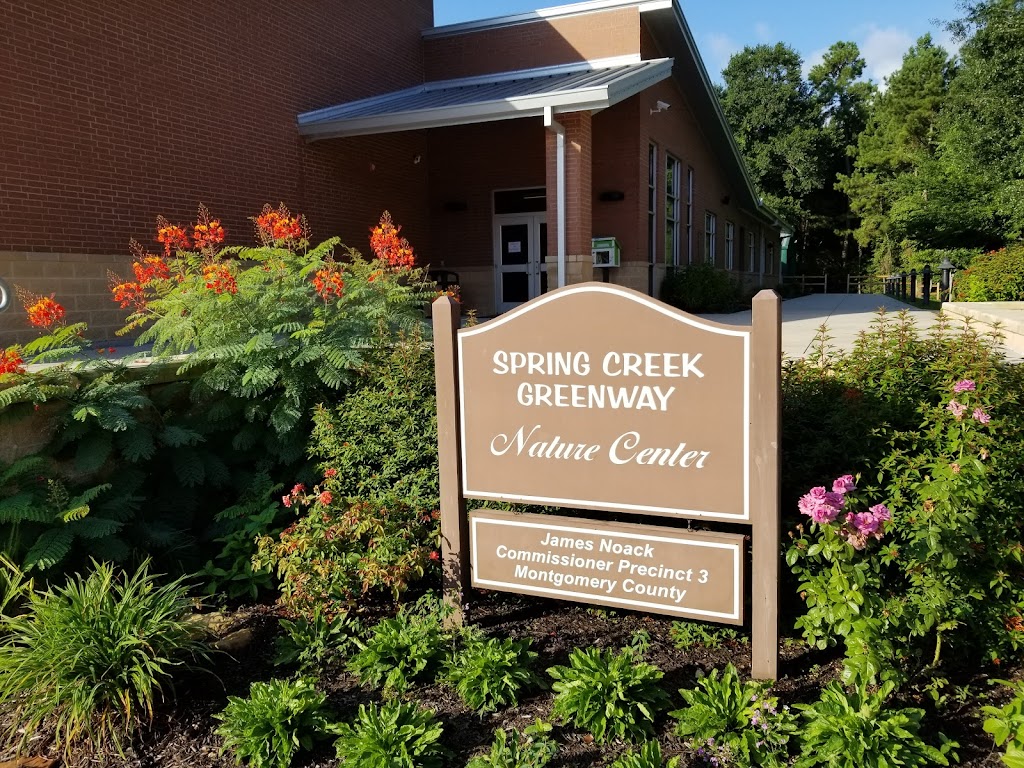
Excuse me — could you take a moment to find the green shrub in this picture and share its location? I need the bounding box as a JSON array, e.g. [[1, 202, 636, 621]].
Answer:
[[669, 620, 747, 650], [273, 606, 364, 672], [348, 597, 450, 694], [547, 646, 670, 744], [466, 722, 558, 768], [0, 561, 210, 756], [793, 681, 955, 768], [982, 680, 1024, 768], [310, 329, 440, 511], [954, 243, 1024, 301], [215, 677, 331, 768], [445, 635, 541, 712], [609, 741, 680, 768], [660, 264, 741, 313], [671, 663, 795, 768], [332, 701, 446, 768]]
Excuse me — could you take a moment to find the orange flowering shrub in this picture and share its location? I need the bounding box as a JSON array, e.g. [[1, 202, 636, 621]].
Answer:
[[156, 219, 190, 257], [370, 211, 416, 270], [192, 205, 226, 250], [312, 265, 344, 300], [202, 263, 237, 295], [255, 203, 306, 246]]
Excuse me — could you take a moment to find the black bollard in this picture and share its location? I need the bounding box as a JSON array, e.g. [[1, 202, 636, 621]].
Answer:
[[922, 265, 932, 307], [910, 269, 917, 302], [900, 272, 907, 300]]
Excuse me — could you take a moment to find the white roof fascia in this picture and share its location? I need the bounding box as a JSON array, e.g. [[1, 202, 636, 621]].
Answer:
[[298, 58, 673, 142], [425, 0, 670, 39]]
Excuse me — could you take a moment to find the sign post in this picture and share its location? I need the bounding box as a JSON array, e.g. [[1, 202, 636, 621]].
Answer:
[[432, 284, 780, 676]]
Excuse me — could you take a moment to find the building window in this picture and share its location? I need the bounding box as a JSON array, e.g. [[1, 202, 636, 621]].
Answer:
[[747, 231, 756, 273], [686, 167, 694, 264], [766, 242, 775, 275], [665, 155, 681, 266], [704, 211, 717, 264], [725, 221, 735, 270], [648, 144, 657, 267]]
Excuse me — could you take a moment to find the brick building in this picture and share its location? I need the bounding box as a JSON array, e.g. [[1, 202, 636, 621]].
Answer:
[[0, 0, 784, 340]]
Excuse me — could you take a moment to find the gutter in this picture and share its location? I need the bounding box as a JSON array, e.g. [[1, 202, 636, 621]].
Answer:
[[544, 106, 567, 288]]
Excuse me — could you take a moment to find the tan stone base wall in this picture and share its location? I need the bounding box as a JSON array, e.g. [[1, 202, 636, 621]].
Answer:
[[452, 265, 496, 318], [545, 253, 594, 289], [0, 252, 133, 346], [601, 262, 653, 296]]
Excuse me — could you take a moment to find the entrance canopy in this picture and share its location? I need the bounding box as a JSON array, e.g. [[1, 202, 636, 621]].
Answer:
[[297, 56, 672, 140]]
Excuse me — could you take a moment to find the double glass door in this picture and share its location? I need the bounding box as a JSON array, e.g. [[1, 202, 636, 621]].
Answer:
[[494, 214, 547, 313]]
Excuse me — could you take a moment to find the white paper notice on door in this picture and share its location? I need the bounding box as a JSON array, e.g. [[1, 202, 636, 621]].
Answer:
[[508, 241, 522, 253]]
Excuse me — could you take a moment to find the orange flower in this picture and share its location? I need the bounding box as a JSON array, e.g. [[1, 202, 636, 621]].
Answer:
[[19, 290, 66, 328], [131, 255, 171, 286], [369, 211, 415, 270], [0, 347, 25, 376], [312, 267, 344, 299], [156, 219, 190, 257], [193, 219, 225, 249], [111, 281, 146, 310], [202, 263, 237, 294], [254, 204, 306, 244], [1005, 615, 1024, 633]]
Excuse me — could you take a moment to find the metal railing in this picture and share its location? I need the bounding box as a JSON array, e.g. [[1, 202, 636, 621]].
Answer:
[[781, 273, 828, 294]]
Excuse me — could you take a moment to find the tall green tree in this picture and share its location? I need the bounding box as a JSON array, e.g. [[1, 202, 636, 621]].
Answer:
[[838, 35, 955, 264], [942, 0, 1024, 242], [719, 43, 827, 259], [809, 42, 876, 270]]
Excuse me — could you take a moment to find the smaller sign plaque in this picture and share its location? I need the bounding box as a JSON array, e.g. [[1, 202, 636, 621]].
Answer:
[[470, 510, 744, 623]]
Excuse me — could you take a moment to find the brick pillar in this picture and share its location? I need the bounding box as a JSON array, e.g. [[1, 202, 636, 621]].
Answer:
[[545, 111, 593, 288]]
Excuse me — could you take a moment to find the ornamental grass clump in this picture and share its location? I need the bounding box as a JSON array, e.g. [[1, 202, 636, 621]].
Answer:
[[0, 560, 210, 757]]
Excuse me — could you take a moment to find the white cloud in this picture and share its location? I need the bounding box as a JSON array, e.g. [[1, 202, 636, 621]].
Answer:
[[705, 32, 741, 77], [802, 46, 828, 81], [754, 21, 773, 42], [859, 25, 915, 85]]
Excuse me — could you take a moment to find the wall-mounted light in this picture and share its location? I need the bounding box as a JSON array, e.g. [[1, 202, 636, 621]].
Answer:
[[650, 100, 671, 115], [413, 154, 422, 165]]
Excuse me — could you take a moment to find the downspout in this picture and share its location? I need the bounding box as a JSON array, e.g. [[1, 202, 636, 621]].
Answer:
[[544, 106, 567, 288]]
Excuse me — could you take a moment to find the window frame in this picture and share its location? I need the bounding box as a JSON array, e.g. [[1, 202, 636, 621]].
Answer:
[[665, 154, 681, 267], [725, 221, 735, 270], [704, 211, 717, 265]]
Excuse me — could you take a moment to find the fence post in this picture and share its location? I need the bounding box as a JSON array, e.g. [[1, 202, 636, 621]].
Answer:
[[909, 269, 917, 303], [899, 272, 907, 300], [922, 265, 932, 307], [823, 272, 828, 294]]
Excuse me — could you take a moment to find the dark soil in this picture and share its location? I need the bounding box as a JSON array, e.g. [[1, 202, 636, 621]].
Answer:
[[0, 592, 1010, 767]]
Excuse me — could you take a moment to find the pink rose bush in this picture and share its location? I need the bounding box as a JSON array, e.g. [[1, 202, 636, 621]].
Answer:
[[798, 475, 891, 550]]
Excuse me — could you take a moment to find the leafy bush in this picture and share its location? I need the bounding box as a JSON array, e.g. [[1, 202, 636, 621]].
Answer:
[[332, 701, 446, 768], [310, 329, 440, 511], [982, 680, 1024, 768], [671, 663, 795, 768], [466, 722, 558, 768], [660, 264, 741, 313], [273, 606, 364, 672], [547, 646, 670, 744], [793, 680, 955, 768], [954, 243, 1024, 301], [0, 561, 210, 756], [348, 596, 451, 694], [609, 741, 680, 768], [215, 677, 331, 768], [669, 620, 747, 650], [445, 635, 541, 712], [254, 488, 439, 618]]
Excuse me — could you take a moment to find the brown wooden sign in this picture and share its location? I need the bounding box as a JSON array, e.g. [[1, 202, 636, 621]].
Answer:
[[457, 285, 749, 522], [470, 509, 744, 623], [433, 283, 781, 679]]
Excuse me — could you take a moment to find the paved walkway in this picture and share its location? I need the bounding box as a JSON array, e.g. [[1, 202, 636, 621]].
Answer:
[[700, 293, 940, 360]]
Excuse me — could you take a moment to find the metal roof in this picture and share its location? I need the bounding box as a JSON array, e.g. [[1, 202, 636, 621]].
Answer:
[[297, 57, 673, 141]]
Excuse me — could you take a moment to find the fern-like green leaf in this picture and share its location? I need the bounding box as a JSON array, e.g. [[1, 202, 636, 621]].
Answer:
[[23, 528, 73, 571]]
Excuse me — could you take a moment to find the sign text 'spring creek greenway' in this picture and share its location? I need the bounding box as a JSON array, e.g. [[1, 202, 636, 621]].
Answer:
[[433, 283, 781, 679]]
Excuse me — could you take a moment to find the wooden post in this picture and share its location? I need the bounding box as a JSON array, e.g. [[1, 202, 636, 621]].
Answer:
[[751, 290, 781, 680], [432, 296, 469, 626]]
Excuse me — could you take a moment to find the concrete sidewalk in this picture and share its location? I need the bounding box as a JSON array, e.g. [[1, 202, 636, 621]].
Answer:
[[700, 293, 940, 360]]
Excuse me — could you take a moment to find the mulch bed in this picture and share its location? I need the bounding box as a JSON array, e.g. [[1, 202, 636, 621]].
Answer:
[[0, 591, 1010, 767]]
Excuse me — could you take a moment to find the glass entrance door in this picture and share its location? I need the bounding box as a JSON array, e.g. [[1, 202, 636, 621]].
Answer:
[[495, 215, 546, 313]]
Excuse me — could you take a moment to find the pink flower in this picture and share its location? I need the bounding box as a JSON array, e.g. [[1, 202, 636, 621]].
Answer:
[[798, 486, 844, 524], [324, 468, 338, 478], [973, 408, 991, 425], [847, 511, 881, 536], [832, 475, 856, 494], [947, 400, 966, 420], [953, 379, 976, 393], [291, 483, 305, 496], [281, 495, 292, 508], [318, 491, 333, 506], [845, 532, 868, 550], [429, 551, 440, 561], [869, 503, 891, 523]]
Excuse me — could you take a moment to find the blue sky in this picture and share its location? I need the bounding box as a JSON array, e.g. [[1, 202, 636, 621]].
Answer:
[[433, 0, 963, 84]]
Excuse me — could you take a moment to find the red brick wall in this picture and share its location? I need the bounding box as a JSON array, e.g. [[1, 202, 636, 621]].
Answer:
[[424, 7, 640, 80], [0, 0, 432, 342]]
